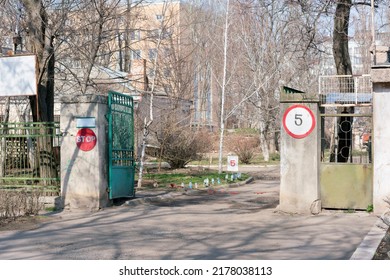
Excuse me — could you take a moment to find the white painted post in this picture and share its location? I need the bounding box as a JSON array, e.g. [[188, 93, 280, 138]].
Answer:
[[60, 95, 110, 211], [371, 62, 390, 215], [279, 89, 321, 214]]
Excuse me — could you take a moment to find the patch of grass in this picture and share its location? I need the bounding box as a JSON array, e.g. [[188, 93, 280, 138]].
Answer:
[[190, 153, 280, 166], [230, 128, 259, 135], [139, 170, 249, 189], [44, 206, 57, 212], [250, 153, 280, 164]]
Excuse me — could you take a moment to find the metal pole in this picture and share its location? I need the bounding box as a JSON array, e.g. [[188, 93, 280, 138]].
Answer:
[[371, 0, 376, 65]]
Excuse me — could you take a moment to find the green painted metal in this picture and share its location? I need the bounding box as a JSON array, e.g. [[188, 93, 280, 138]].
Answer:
[[0, 122, 61, 195], [107, 91, 135, 199], [280, 86, 319, 103], [320, 163, 373, 210]]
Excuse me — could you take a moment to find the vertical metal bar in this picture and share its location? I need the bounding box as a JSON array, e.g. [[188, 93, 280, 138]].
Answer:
[[108, 92, 113, 199], [334, 116, 338, 163], [355, 76, 358, 104], [371, 0, 376, 65]]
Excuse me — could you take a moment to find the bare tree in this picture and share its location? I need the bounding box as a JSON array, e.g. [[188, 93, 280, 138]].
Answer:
[[55, 0, 123, 94], [226, 1, 326, 161], [136, 0, 170, 188], [216, 0, 230, 174], [21, 0, 55, 122], [331, 0, 372, 162], [18, 0, 61, 182], [333, 0, 353, 78]]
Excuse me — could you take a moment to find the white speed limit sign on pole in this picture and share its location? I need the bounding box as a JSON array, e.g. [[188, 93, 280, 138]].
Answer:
[[282, 105, 316, 139]]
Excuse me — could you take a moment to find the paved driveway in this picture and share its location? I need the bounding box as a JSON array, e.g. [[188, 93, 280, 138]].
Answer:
[[0, 175, 378, 260]]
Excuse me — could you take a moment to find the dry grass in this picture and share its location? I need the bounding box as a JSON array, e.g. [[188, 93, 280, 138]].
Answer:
[[0, 189, 43, 221]]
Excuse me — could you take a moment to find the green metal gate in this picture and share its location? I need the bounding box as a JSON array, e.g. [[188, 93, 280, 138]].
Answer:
[[0, 122, 61, 194], [107, 91, 135, 199]]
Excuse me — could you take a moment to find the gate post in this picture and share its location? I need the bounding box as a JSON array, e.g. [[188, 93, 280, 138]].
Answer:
[[59, 95, 110, 211], [279, 87, 321, 214], [371, 50, 390, 214]]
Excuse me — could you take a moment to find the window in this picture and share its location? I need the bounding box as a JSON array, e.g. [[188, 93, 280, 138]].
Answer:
[[68, 58, 81, 68], [162, 29, 172, 39], [163, 68, 171, 77], [163, 48, 172, 57], [148, 48, 157, 60], [130, 30, 140, 41], [147, 29, 160, 39], [131, 49, 141, 60], [353, 56, 362, 65], [164, 84, 172, 93]]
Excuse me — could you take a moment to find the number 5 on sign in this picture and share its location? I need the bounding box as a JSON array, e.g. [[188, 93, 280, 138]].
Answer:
[[283, 105, 316, 139]]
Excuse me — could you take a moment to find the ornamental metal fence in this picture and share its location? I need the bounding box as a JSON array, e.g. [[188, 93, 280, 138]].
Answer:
[[0, 122, 61, 195]]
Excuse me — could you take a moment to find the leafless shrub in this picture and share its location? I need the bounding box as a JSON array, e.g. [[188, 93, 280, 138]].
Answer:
[[382, 197, 390, 227], [0, 189, 43, 220], [227, 136, 259, 164], [157, 126, 213, 169]]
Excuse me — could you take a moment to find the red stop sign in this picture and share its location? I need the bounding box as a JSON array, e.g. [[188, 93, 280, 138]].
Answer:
[[76, 128, 97, 151]]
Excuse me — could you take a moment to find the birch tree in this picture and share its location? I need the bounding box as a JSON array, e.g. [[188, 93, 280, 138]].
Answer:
[[228, 1, 325, 161], [137, 0, 170, 188], [217, 0, 230, 174]]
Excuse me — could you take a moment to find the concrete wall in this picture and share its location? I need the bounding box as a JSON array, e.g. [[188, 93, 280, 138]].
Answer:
[[279, 102, 321, 214], [60, 95, 110, 211], [372, 65, 390, 214]]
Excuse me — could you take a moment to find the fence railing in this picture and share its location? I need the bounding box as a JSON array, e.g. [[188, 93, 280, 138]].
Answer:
[[319, 75, 372, 106], [0, 122, 61, 195]]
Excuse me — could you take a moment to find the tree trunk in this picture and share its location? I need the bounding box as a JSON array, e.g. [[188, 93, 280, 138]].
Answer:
[[0, 98, 10, 180], [124, 0, 132, 73], [330, 0, 354, 163], [218, 0, 230, 174], [23, 0, 55, 122], [137, 117, 150, 189], [117, 26, 123, 72], [333, 0, 353, 78], [259, 120, 270, 162], [23, 0, 57, 184]]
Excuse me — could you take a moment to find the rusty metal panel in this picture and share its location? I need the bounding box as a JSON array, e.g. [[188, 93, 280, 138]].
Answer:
[[320, 163, 373, 210]]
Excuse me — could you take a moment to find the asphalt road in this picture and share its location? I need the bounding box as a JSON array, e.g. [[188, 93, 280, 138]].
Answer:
[[0, 168, 378, 260]]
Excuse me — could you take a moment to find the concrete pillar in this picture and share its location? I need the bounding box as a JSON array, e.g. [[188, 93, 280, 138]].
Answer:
[[279, 89, 321, 214], [371, 65, 390, 215], [59, 95, 110, 211]]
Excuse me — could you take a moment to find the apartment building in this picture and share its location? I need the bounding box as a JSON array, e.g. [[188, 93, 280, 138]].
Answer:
[[0, 0, 217, 130], [116, 0, 217, 130], [318, 31, 390, 76]]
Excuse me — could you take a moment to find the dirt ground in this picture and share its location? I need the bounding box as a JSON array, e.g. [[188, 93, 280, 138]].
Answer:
[[372, 227, 390, 260], [0, 215, 52, 232]]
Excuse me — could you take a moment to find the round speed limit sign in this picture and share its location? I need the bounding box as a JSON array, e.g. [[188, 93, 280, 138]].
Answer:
[[283, 105, 316, 139]]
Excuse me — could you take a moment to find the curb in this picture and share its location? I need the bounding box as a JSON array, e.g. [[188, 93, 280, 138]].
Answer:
[[350, 216, 389, 260]]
